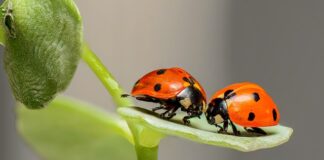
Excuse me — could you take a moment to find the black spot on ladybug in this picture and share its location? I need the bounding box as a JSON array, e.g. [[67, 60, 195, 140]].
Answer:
[[248, 112, 255, 121], [134, 80, 140, 85], [224, 90, 233, 97], [182, 76, 195, 85], [189, 77, 196, 84], [228, 92, 236, 99], [224, 90, 236, 99], [183, 77, 189, 82], [253, 92, 260, 102], [154, 83, 161, 92], [157, 69, 166, 75], [272, 109, 277, 121]]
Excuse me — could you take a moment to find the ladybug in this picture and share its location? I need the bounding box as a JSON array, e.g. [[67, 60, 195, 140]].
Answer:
[[205, 82, 280, 135], [122, 67, 207, 125]]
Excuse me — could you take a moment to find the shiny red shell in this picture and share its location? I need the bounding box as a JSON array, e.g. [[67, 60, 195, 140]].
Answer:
[[131, 67, 206, 101], [210, 82, 280, 127]]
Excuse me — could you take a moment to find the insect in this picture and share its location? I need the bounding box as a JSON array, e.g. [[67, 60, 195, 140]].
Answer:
[[205, 82, 280, 135], [122, 67, 207, 125]]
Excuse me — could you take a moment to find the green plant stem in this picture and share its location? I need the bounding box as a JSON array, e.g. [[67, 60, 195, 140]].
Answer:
[[135, 145, 158, 160], [126, 121, 163, 160], [82, 44, 161, 160], [81, 44, 133, 108]]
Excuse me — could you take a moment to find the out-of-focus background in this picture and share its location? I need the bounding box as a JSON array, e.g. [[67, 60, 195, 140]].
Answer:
[[1, 0, 323, 159]]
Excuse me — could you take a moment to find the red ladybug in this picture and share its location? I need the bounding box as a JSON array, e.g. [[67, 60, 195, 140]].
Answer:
[[122, 67, 207, 125], [206, 82, 280, 135]]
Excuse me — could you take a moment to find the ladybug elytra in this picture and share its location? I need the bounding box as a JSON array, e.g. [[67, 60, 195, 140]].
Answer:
[[123, 67, 207, 125], [206, 82, 280, 135]]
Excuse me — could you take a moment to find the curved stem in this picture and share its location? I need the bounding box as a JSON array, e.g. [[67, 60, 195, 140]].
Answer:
[[82, 44, 162, 160], [81, 44, 134, 108], [135, 145, 158, 160], [127, 122, 163, 160]]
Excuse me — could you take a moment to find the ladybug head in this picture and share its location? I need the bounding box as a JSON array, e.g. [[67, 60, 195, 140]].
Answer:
[[176, 86, 206, 114], [206, 98, 229, 125]]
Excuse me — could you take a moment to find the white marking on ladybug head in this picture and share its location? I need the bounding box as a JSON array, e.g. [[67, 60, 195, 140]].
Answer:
[[180, 98, 192, 109], [214, 114, 224, 124]]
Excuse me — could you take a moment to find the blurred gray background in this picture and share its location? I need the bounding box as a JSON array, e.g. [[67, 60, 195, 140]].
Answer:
[[0, 0, 323, 159]]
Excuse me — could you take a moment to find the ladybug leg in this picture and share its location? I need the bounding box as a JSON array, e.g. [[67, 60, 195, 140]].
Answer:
[[182, 114, 198, 125], [244, 127, 267, 135], [152, 105, 165, 112], [183, 117, 190, 125], [160, 108, 172, 118], [229, 121, 240, 136], [165, 106, 179, 119], [182, 109, 202, 125], [252, 127, 267, 135], [215, 124, 224, 131], [218, 120, 228, 134]]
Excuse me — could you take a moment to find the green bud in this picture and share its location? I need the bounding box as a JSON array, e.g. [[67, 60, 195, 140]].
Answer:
[[1, 0, 83, 109]]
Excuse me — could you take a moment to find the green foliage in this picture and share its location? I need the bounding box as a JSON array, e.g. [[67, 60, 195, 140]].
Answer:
[[1, 0, 82, 109], [17, 97, 136, 160], [119, 107, 293, 152], [17, 97, 293, 160], [82, 44, 134, 108]]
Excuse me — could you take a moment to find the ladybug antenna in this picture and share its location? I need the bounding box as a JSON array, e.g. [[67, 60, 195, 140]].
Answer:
[[121, 94, 130, 98]]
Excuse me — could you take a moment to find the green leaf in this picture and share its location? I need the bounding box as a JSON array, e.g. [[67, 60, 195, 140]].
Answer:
[[1, 0, 83, 108], [17, 96, 136, 160], [118, 107, 293, 152]]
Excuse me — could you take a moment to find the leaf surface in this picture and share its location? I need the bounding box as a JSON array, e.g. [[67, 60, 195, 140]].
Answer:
[[2, 0, 83, 108], [17, 97, 136, 160], [118, 107, 293, 152]]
